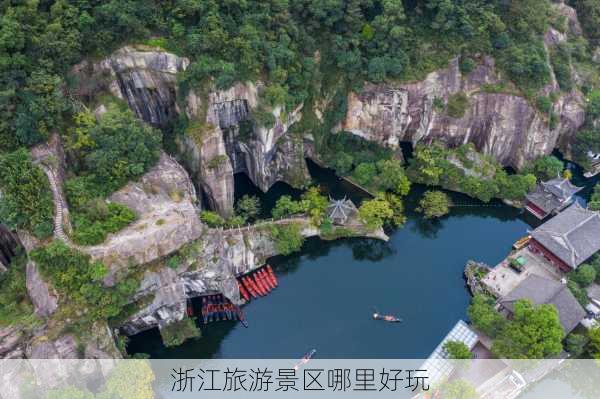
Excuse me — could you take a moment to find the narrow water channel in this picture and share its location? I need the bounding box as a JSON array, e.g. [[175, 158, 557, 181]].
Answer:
[[127, 157, 598, 359]]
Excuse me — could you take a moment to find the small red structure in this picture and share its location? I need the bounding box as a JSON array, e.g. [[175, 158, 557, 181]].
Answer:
[[236, 265, 279, 302]]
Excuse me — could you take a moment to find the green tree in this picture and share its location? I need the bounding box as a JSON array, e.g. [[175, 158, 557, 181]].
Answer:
[[0, 149, 54, 238], [417, 190, 451, 219], [272, 195, 305, 219], [352, 163, 378, 187], [358, 197, 393, 230], [531, 155, 564, 180], [270, 223, 304, 255], [492, 300, 564, 359], [375, 159, 411, 195], [467, 294, 506, 337], [83, 105, 162, 193], [588, 327, 600, 359], [236, 195, 262, 222], [589, 184, 600, 212], [565, 333, 587, 357], [443, 340, 473, 359], [570, 264, 597, 287], [301, 186, 329, 224], [30, 241, 138, 323], [200, 211, 226, 227]]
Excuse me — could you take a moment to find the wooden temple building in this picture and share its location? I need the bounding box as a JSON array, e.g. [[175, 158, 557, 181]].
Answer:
[[524, 177, 582, 219], [528, 203, 600, 273]]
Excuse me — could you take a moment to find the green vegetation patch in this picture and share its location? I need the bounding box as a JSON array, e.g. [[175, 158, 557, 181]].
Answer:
[[446, 92, 469, 118], [407, 142, 537, 202], [417, 190, 451, 219], [0, 149, 54, 239], [30, 241, 140, 326], [270, 223, 305, 256], [468, 294, 564, 359], [0, 254, 39, 328], [160, 318, 201, 347]]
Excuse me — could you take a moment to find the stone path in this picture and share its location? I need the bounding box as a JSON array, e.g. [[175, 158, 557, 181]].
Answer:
[[39, 164, 71, 244], [217, 216, 309, 235]]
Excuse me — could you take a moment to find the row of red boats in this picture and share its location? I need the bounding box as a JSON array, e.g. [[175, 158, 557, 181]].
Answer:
[[237, 264, 278, 301]]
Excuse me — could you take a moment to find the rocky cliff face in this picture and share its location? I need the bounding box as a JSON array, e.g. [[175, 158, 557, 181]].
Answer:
[[120, 220, 308, 335], [120, 219, 387, 336], [73, 46, 188, 128], [180, 82, 309, 217], [74, 47, 309, 217], [84, 152, 204, 283], [342, 56, 586, 169]]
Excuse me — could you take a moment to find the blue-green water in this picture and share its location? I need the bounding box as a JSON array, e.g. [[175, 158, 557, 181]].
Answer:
[[127, 158, 598, 359]]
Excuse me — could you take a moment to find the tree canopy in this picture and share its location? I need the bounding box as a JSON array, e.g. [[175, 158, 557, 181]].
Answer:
[[491, 300, 564, 359]]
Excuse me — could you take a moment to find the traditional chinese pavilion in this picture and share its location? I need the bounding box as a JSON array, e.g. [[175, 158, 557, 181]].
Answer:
[[326, 197, 357, 225], [524, 177, 582, 219], [528, 203, 600, 272]]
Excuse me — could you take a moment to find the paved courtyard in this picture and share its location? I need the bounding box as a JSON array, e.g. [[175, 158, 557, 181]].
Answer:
[[481, 247, 564, 298]]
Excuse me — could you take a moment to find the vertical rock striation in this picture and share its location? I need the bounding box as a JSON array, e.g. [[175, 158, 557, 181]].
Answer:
[[74, 48, 309, 217], [342, 57, 586, 169]]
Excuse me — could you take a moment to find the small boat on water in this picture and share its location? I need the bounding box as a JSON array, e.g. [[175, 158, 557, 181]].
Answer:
[[253, 274, 268, 296], [513, 235, 531, 250], [238, 281, 250, 301], [236, 307, 249, 328], [260, 269, 275, 291], [293, 349, 317, 370], [372, 310, 402, 323], [266, 265, 278, 287]]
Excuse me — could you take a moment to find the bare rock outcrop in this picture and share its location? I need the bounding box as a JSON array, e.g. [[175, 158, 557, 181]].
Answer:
[[342, 56, 586, 169], [181, 82, 309, 214], [83, 152, 204, 283], [26, 260, 58, 318], [73, 45, 188, 127]]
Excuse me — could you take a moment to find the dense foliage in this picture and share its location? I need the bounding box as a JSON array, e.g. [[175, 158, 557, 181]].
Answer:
[[0, 149, 54, 238], [358, 197, 394, 230], [491, 300, 563, 359], [30, 241, 139, 324], [443, 340, 472, 359], [270, 223, 305, 256], [407, 143, 537, 202], [468, 294, 507, 337], [590, 184, 600, 211], [271, 186, 328, 224], [417, 190, 451, 219], [468, 295, 563, 359], [0, 254, 37, 327], [528, 155, 565, 181], [160, 318, 201, 347], [67, 107, 162, 194], [235, 195, 262, 223]]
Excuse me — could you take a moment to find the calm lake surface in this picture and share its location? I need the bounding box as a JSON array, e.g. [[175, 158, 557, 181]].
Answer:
[[127, 157, 598, 359]]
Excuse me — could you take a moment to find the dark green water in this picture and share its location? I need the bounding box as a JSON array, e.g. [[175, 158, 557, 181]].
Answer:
[[127, 158, 598, 359]]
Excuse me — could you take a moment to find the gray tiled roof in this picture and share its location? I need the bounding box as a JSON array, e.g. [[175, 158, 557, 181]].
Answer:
[[499, 275, 586, 333], [541, 178, 582, 200], [530, 203, 600, 269], [525, 178, 582, 214]]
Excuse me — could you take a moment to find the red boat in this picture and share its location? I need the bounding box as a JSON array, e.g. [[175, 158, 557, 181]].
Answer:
[[238, 281, 250, 301], [253, 273, 268, 295], [266, 265, 278, 287], [259, 269, 274, 291], [242, 277, 258, 298], [248, 275, 263, 296]]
